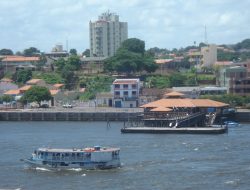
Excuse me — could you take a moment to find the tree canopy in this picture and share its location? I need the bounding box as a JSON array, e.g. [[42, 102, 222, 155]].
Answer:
[[53, 55, 81, 90], [69, 48, 77, 55], [20, 86, 52, 106], [0, 95, 14, 103], [121, 38, 145, 54], [54, 55, 81, 72], [23, 47, 40, 56], [0, 49, 13, 55], [234, 39, 250, 50], [104, 38, 158, 75], [82, 49, 90, 57], [12, 70, 32, 84]]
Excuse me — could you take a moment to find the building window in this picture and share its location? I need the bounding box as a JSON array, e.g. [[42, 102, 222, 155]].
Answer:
[[132, 91, 137, 96], [124, 91, 128, 96], [132, 84, 137, 89], [123, 84, 128, 89], [115, 91, 120, 96], [114, 84, 120, 89]]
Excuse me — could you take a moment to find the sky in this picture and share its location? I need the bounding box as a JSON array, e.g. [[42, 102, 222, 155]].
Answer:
[[0, 0, 250, 53]]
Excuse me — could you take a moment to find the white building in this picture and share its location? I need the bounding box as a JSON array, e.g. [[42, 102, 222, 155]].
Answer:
[[89, 12, 128, 57], [201, 44, 217, 67], [188, 44, 217, 68], [112, 79, 140, 108]]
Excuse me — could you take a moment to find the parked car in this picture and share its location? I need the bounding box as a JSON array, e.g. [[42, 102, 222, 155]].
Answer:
[[63, 104, 73, 108], [40, 104, 49, 108]]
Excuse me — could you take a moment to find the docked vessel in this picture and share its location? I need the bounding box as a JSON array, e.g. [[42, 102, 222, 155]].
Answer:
[[224, 121, 240, 127], [23, 146, 121, 170]]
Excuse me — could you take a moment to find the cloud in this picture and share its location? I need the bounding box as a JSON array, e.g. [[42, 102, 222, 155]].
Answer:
[[0, 0, 249, 52]]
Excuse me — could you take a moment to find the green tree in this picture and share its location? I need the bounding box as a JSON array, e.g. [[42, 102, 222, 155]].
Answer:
[[54, 58, 66, 71], [23, 47, 40, 56], [0, 95, 14, 102], [12, 70, 32, 84], [82, 49, 90, 57], [61, 69, 78, 90], [121, 38, 145, 54], [69, 48, 77, 55], [104, 38, 157, 74], [20, 86, 52, 106], [66, 55, 81, 70], [0, 49, 13, 55], [234, 39, 250, 50], [169, 72, 186, 87]]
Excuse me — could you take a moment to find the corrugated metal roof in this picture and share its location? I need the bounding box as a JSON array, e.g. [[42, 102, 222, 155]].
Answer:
[[113, 79, 139, 84]]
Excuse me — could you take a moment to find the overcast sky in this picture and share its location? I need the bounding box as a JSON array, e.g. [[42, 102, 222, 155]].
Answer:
[[0, 0, 249, 53]]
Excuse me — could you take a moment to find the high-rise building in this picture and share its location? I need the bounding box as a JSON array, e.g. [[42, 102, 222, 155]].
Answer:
[[89, 12, 128, 57]]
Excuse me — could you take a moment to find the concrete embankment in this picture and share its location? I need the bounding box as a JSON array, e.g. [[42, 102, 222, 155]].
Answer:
[[0, 108, 143, 121], [235, 109, 250, 123]]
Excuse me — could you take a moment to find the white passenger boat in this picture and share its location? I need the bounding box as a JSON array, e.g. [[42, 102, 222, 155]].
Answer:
[[23, 146, 121, 170]]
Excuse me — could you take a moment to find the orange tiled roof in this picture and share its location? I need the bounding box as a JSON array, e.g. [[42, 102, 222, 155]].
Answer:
[[214, 61, 233, 66], [26, 79, 42, 84], [155, 59, 173, 64], [150, 107, 172, 112], [165, 91, 185, 97], [4, 89, 20, 95], [53, 83, 64, 88], [1, 78, 13, 82], [2, 56, 40, 62], [19, 85, 32, 91], [191, 99, 228, 108], [50, 89, 59, 95], [141, 98, 228, 108]]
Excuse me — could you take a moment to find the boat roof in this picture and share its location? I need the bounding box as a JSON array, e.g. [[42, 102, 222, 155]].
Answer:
[[37, 147, 120, 153]]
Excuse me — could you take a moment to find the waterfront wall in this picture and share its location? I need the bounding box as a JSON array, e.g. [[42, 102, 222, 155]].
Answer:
[[0, 109, 249, 122], [0, 111, 142, 121], [235, 111, 250, 123]]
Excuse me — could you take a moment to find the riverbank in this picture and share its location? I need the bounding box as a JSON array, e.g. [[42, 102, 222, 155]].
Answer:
[[0, 107, 249, 122], [0, 107, 143, 121]]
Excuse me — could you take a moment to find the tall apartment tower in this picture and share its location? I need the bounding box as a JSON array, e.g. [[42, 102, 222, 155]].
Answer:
[[89, 12, 128, 57]]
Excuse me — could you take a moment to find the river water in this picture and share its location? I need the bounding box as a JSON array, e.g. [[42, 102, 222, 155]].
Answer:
[[0, 121, 250, 190]]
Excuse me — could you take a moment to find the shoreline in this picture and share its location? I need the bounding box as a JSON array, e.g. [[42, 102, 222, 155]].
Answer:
[[0, 108, 249, 122]]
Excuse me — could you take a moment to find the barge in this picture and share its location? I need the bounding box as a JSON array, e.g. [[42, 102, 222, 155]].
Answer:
[[121, 126, 228, 134]]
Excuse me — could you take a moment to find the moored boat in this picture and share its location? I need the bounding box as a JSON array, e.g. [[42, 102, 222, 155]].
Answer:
[[224, 121, 240, 127], [23, 146, 121, 170]]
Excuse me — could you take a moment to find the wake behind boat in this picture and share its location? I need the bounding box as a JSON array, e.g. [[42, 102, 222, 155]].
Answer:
[[23, 146, 121, 170]]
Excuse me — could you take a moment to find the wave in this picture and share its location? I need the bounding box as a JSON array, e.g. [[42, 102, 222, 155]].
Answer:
[[67, 168, 83, 172], [35, 167, 52, 172]]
